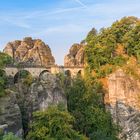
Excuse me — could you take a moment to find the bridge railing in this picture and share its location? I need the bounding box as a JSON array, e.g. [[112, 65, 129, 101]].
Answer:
[[5, 64, 84, 69], [5, 64, 53, 68]]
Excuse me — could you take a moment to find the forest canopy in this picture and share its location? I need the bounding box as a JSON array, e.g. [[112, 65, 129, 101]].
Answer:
[[85, 16, 140, 78]]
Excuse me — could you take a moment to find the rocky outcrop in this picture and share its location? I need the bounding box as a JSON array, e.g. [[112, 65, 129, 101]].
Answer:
[[0, 92, 23, 138], [0, 72, 66, 138], [105, 69, 140, 140], [30, 71, 66, 111], [64, 43, 84, 67], [107, 102, 140, 140], [3, 37, 55, 66], [106, 69, 140, 111]]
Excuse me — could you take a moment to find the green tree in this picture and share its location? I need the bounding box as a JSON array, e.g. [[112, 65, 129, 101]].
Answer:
[[0, 52, 12, 68], [14, 70, 33, 86], [0, 70, 7, 97], [86, 28, 97, 44], [27, 105, 87, 140], [66, 77, 119, 140], [123, 23, 140, 60], [85, 17, 138, 74], [2, 132, 21, 140], [0, 52, 12, 97]]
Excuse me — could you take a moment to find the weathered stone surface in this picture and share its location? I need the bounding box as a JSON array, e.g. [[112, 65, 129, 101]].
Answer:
[[107, 102, 140, 140], [105, 69, 140, 140], [3, 37, 55, 66], [0, 71, 66, 137], [0, 92, 23, 138], [64, 43, 84, 66], [105, 69, 140, 110], [30, 72, 66, 111]]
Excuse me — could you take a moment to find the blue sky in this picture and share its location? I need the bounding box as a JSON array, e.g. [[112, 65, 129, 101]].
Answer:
[[0, 0, 140, 64]]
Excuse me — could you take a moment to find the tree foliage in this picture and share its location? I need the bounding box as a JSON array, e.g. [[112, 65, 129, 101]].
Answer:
[[0, 70, 7, 97], [1, 132, 21, 140], [14, 70, 33, 86], [123, 22, 140, 60], [0, 52, 12, 68], [66, 77, 119, 140], [85, 16, 140, 77], [0, 52, 12, 97], [27, 105, 87, 140]]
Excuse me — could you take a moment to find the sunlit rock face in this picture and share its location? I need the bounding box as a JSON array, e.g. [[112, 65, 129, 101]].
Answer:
[[3, 37, 55, 66], [64, 43, 84, 67], [105, 69, 140, 140]]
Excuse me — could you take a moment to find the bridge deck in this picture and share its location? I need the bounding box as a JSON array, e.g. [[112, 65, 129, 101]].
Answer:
[[4, 65, 84, 77], [5, 64, 84, 69]]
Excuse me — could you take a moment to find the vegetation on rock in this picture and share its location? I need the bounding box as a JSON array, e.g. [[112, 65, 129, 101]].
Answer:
[[2, 132, 21, 140], [0, 52, 12, 68], [14, 70, 33, 86], [0, 52, 12, 97], [85, 16, 140, 78], [27, 104, 87, 140], [66, 77, 119, 140]]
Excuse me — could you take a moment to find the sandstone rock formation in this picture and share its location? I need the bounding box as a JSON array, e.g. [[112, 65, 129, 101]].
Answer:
[[0, 91, 23, 137], [105, 69, 140, 140], [0, 72, 66, 138], [64, 43, 84, 67], [30, 71, 66, 111], [3, 37, 55, 66]]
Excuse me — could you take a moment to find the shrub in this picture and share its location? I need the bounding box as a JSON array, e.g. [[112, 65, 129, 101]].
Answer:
[[2, 132, 21, 140], [27, 105, 87, 140]]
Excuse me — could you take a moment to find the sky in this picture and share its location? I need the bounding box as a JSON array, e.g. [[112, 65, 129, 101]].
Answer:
[[0, 0, 140, 65]]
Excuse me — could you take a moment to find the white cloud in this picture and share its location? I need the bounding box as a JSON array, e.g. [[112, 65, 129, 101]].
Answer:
[[0, 0, 140, 64], [74, 0, 87, 8], [32, 24, 88, 37], [24, 6, 84, 19], [0, 5, 84, 29]]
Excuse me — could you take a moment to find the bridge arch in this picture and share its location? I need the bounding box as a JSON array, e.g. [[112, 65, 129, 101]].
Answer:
[[77, 70, 82, 77], [14, 70, 32, 83], [39, 70, 50, 78], [65, 70, 71, 77]]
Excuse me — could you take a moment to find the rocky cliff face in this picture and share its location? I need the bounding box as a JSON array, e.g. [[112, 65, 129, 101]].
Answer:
[[64, 43, 84, 67], [0, 72, 66, 138], [105, 69, 140, 140], [3, 37, 55, 66], [0, 91, 23, 137]]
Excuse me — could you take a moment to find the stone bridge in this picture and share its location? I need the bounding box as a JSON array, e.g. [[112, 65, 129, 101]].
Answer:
[[4, 65, 84, 78]]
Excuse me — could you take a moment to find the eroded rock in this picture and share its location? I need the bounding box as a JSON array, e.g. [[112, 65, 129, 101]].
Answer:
[[0, 72, 66, 137], [0, 92, 23, 138], [64, 43, 84, 66], [106, 69, 140, 140], [3, 37, 55, 66]]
